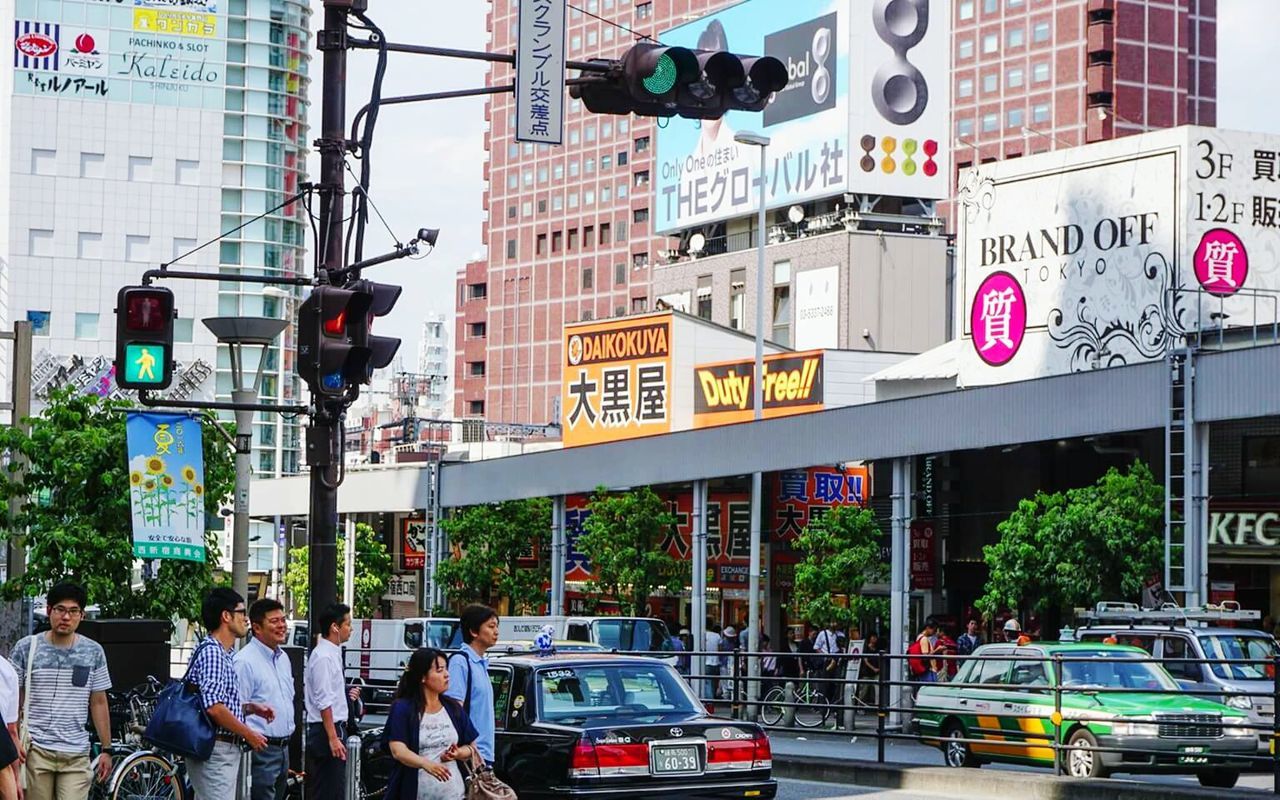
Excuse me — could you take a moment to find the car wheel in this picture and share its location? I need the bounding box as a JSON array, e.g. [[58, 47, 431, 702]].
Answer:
[[1063, 728, 1108, 779], [1197, 770, 1239, 789], [942, 721, 978, 768]]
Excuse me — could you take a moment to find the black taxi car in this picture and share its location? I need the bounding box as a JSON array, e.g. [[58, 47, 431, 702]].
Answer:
[[363, 654, 776, 799]]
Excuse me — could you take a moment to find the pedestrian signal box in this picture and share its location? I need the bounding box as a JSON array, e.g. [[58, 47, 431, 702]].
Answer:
[[115, 286, 176, 390]]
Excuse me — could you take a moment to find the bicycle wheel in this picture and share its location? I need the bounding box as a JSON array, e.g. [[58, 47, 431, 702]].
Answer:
[[111, 752, 188, 800], [794, 690, 830, 728], [759, 686, 786, 726]]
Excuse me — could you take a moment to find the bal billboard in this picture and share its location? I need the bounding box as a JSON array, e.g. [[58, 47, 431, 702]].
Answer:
[[655, 0, 951, 233]]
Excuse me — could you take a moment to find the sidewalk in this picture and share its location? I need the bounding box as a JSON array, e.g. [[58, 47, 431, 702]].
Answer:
[[768, 731, 1277, 798]]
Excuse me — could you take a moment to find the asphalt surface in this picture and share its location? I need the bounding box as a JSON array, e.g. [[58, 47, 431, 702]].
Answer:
[[777, 779, 953, 800]]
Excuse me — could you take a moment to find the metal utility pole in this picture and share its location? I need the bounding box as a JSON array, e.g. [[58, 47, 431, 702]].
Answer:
[[308, 0, 351, 637]]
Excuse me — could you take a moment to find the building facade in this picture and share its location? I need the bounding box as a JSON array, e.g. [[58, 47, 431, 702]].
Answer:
[[456, 0, 1218, 427]]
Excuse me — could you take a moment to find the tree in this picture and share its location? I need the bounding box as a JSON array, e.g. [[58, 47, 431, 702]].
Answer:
[[577, 487, 683, 616], [977, 461, 1164, 633], [792, 505, 889, 629], [0, 387, 235, 623], [284, 522, 392, 617], [436, 498, 551, 614]]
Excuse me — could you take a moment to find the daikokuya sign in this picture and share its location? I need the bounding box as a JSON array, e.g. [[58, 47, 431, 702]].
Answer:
[[957, 126, 1280, 386], [561, 312, 672, 447]]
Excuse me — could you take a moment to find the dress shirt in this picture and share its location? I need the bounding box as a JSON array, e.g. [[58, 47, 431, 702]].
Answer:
[[234, 636, 296, 738], [816, 630, 840, 654], [189, 636, 244, 728], [304, 638, 347, 725], [444, 646, 494, 764]]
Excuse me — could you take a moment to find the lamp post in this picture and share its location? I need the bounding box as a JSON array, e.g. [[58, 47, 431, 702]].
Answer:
[[734, 131, 770, 715], [202, 316, 289, 604]]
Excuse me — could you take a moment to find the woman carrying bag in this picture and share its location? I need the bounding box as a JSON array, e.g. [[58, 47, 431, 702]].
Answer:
[[384, 648, 479, 800]]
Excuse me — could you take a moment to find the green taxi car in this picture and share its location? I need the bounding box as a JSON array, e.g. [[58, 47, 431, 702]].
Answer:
[[912, 642, 1255, 788]]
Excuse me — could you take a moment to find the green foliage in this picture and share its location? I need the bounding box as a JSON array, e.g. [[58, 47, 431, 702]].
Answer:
[[0, 387, 235, 622], [976, 462, 1164, 621], [793, 505, 889, 629], [436, 498, 551, 614], [578, 486, 684, 616], [284, 522, 392, 617]]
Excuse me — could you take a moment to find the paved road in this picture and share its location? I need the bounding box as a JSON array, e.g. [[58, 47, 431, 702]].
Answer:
[[776, 779, 953, 800]]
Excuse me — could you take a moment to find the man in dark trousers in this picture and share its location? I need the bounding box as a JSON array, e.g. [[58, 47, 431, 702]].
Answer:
[[304, 603, 352, 800]]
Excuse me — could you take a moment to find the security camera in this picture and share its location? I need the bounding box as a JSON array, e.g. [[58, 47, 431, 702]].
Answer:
[[219, 508, 233, 518], [417, 228, 440, 247]]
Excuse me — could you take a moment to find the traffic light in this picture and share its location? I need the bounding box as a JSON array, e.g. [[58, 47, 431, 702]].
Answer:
[[296, 281, 402, 398], [571, 44, 787, 119], [345, 279, 402, 383], [115, 286, 176, 390]]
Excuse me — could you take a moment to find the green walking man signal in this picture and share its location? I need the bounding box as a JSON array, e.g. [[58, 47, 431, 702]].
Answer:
[[115, 286, 176, 390]]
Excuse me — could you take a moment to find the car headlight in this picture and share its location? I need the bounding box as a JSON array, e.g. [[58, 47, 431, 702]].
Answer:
[[1112, 721, 1159, 737], [1224, 719, 1254, 738], [1226, 694, 1253, 711]]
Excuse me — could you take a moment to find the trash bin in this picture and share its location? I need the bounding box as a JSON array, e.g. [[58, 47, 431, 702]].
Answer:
[[77, 619, 173, 690]]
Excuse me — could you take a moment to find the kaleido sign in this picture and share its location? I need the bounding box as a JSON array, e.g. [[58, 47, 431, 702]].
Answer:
[[957, 126, 1280, 387]]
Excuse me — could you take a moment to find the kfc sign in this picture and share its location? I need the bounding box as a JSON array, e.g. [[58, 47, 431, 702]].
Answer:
[[1209, 510, 1280, 549]]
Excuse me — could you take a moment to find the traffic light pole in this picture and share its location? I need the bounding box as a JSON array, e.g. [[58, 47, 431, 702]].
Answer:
[[308, 0, 352, 639]]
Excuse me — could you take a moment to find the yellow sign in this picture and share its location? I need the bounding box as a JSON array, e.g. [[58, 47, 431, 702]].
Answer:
[[562, 312, 672, 447], [693, 350, 825, 427], [133, 9, 218, 38]]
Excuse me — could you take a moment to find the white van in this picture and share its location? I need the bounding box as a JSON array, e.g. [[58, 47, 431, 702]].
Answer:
[[499, 615, 676, 660]]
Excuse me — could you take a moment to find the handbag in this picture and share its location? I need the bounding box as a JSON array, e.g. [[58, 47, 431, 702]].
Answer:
[[17, 634, 36, 790], [459, 749, 516, 800], [143, 640, 217, 760]]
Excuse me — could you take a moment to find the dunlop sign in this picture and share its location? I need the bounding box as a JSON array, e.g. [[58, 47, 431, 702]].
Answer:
[[694, 351, 825, 427], [562, 313, 673, 447]]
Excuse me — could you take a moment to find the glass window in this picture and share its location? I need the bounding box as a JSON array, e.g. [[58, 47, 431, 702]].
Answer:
[[976, 657, 1012, 685], [772, 284, 791, 346], [174, 318, 194, 343], [569, 129, 580, 146], [508, 143, 518, 158], [489, 668, 513, 730], [553, 163, 564, 180], [959, 0, 974, 20], [1032, 103, 1050, 124], [958, 39, 974, 59], [552, 195, 564, 211], [1033, 21, 1051, 42], [581, 267, 593, 290], [633, 208, 649, 224], [74, 313, 99, 340], [1007, 66, 1024, 88], [957, 117, 975, 137], [585, 124, 596, 142], [569, 161, 580, 178], [537, 166, 548, 183], [1061, 651, 1178, 690], [1199, 635, 1275, 680], [1007, 27, 1025, 47], [522, 170, 533, 187], [982, 33, 998, 54], [602, 120, 613, 137], [536, 663, 693, 724], [618, 151, 629, 166], [634, 136, 650, 152], [507, 173, 518, 189], [957, 78, 973, 98], [1008, 659, 1049, 687], [601, 186, 612, 203], [1007, 107, 1024, 128], [1033, 61, 1050, 82], [506, 239, 517, 259], [601, 155, 613, 169], [982, 73, 998, 93], [981, 113, 998, 133], [26, 311, 50, 336], [1161, 637, 1202, 682], [983, 0, 997, 11], [618, 183, 628, 199], [585, 158, 595, 174], [615, 263, 626, 285], [1244, 436, 1280, 495]]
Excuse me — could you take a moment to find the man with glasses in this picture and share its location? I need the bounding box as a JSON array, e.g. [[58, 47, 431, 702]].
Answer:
[[12, 582, 112, 800], [186, 588, 269, 798], [234, 598, 295, 800]]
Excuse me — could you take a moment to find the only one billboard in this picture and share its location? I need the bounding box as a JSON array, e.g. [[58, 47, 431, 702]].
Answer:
[[655, 0, 951, 233]]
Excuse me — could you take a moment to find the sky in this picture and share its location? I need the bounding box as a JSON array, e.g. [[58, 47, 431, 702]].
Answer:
[[308, 0, 1280, 360]]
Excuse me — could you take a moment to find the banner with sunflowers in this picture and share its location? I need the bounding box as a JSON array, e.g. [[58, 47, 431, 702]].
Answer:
[[126, 412, 207, 562]]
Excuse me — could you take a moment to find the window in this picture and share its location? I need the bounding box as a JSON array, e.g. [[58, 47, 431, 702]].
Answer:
[[602, 120, 613, 137], [552, 231, 562, 252], [1161, 637, 1202, 682], [983, 0, 997, 11], [957, 117, 975, 137], [618, 151, 629, 166], [976, 657, 1012, 685], [506, 239, 517, 259], [126, 235, 151, 262], [1033, 62, 1050, 82], [568, 229, 579, 250], [521, 201, 532, 217], [506, 173, 518, 189], [958, 39, 973, 59], [584, 189, 595, 205], [508, 143, 519, 158], [522, 170, 533, 187], [601, 155, 613, 169], [729, 269, 746, 331], [524, 142, 534, 155], [959, 0, 974, 20], [128, 156, 153, 182], [79, 152, 105, 179], [30, 148, 55, 176], [569, 129, 580, 146], [615, 263, 626, 285], [1008, 0, 1024, 6], [1007, 26, 1024, 47], [586, 29, 597, 47], [982, 33, 998, 54], [982, 73, 998, 93], [469, 283, 487, 300], [507, 205, 517, 220], [175, 159, 199, 184], [584, 225, 594, 243], [634, 136, 650, 152], [618, 183, 628, 199], [77, 232, 102, 260], [570, 34, 581, 51], [631, 297, 647, 313], [1009, 660, 1049, 688], [957, 78, 973, 98], [1032, 103, 1050, 124], [1007, 66, 1024, 88], [1007, 107, 1025, 128], [27, 229, 52, 258], [981, 113, 998, 133], [468, 322, 487, 339], [772, 283, 791, 346], [599, 223, 611, 245], [1033, 21, 1051, 42], [601, 186, 612, 203], [581, 308, 594, 321], [74, 313, 99, 340], [581, 267, 593, 290], [633, 208, 649, 224], [1244, 436, 1280, 496], [467, 361, 485, 377], [569, 161, 580, 178], [634, 170, 649, 187], [585, 158, 595, 174], [696, 275, 712, 320], [568, 192, 578, 209], [553, 163, 564, 180], [468, 400, 485, 416], [631, 252, 649, 268], [537, 166, 548, 183], [552, 195, 564, 211], [636, 2, 651, 20], [536, 233, 547, 255], [174, 318, 194, 343], [616, 220, 628, 242], [26, 311, 50, 336], [584, 124, 596, 143]]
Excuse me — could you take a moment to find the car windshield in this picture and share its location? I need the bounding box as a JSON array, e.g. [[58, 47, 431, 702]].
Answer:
[[1198, 634, 1275, 680], [1059, 650, 1179, 691], [535, 663, 698, 724], [591, 619, 673, 652]]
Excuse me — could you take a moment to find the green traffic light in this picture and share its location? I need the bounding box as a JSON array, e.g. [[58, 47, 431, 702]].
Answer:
[[122, 343, 165, 385], [642, 53, 678, 95]]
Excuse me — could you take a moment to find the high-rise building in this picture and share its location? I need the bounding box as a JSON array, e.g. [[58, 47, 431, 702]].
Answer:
[[417, 313, 450, 420], [1, 0, 310, 476], [457, 0, 1217, 427]]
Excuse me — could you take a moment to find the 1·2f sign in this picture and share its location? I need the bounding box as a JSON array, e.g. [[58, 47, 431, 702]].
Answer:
[[516, 0, 566, 145]]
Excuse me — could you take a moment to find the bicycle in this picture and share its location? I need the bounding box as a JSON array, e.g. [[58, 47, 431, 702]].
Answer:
[[759, 673, 830, 728], [89, 676, 190, 800]]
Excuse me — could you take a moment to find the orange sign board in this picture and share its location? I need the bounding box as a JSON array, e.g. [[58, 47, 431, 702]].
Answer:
[[693, 350, 825, 427], [562, 313, 673, 447]]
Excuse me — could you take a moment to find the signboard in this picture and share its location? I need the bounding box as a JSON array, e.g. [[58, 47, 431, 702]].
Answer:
[[794, 267, 839, 349], [401, 517, 427, 570], [771, 464, 871, 580], [1208, 507, 1280, 550], [694, 350, 825, 426], [562, 312, 672, 447], [957, 127, 1280, 386], [909, 520, 936, 590], [515, 0, 565, 144], [126, 412, 207, 562], [384, 573, 419, 603], [654, 0, 950, 233]]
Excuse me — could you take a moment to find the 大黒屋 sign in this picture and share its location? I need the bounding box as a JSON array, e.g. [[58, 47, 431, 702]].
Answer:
[[126, 412, 206, 562], [561, 313, 672, 447]]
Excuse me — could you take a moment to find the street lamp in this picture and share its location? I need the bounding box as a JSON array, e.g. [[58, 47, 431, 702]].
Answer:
[[202, 315, 289, 605], [734, 130, 770, 716]]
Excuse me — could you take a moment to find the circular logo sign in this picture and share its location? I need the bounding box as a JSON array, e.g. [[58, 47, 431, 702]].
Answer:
[[74, 33, 96, 54], [15, 32, 57, 60], [970, 271, 1027, 367], [567, 334, 584, 366], [1193, 228, 1249, 297]]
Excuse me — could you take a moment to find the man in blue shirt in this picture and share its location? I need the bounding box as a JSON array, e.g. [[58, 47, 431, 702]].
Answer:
[[445, 605, 499, 765], [234, 598, 296, 800]]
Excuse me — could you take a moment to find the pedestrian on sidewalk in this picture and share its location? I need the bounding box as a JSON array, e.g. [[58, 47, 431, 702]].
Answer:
[[305, 602, 353, 800], [186, 588, 270, 799], [956, 619, 982, 660], [814, 621, 842, 704], [12, 582, 113, 800], [855, 633, 881, 711], [384, 648, 479, 800], [0, 647, 21, 792], [234, 598, 295, 800], [703, 625, 723, 701], [445, 604, 498, 767]]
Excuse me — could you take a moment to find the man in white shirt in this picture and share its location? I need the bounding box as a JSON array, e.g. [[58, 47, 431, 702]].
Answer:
[[815, 621, 842, 703], [702, 625, 723, 700], [234, 598, 296, 800], [304, 603, 351, 800]]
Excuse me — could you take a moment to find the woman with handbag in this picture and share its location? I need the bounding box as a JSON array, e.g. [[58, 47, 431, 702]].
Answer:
[[383, 648, 478, 800]]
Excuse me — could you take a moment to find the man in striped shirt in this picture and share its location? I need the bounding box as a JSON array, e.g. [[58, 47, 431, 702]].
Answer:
[[185, 588, 269, 799]]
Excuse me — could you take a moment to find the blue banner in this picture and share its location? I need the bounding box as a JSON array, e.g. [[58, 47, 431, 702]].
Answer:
[[126, 412, 206, 562]]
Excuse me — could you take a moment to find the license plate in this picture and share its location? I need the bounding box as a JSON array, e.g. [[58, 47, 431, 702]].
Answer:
[[652, 745, 701, 774], [1178, 745, 1210, 765]]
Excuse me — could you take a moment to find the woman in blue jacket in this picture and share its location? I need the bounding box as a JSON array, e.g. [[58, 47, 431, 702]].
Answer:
[[383, 648, 479, 800]]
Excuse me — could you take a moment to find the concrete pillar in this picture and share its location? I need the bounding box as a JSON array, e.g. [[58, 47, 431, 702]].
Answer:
[[889, 457, 913, 726]]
